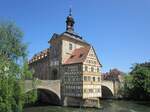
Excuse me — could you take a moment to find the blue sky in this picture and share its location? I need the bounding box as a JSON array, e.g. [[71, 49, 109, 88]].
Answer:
[[0, 0, 150, 73]]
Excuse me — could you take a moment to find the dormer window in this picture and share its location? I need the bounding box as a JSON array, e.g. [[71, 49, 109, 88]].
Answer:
[[69, 43, 72, 50], [70, 55, 75, 59], [79, 53, 83, 58]]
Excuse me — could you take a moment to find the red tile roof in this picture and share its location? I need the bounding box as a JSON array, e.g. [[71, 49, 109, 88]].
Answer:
[[64, 46, 90, 65], [28, 48, 49, 64]]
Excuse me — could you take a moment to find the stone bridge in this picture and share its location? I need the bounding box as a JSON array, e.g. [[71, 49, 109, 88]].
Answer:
[[25, 80, 120, 104], [25, 80, 61, 105], [101, 80, 120, 98]]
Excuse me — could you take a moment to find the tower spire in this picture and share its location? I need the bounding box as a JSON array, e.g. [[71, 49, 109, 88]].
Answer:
[[69, 7, 72, 16], [66, 8, 75, 32]]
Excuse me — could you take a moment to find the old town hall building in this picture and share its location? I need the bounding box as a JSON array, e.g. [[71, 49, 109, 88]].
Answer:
[[29, 9, 102, 107]]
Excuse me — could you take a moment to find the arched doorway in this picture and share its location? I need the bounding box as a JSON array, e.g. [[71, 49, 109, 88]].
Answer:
[[52, 69, 58, 80], [102, 86, 113, 99]]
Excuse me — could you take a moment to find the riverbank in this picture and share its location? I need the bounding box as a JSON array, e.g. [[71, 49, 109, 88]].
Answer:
[[24, 100, 150, 112]]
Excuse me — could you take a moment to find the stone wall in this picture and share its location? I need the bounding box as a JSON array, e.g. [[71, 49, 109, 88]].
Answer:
[[62, 96, 100, 108], [29, 55, 50, 80]]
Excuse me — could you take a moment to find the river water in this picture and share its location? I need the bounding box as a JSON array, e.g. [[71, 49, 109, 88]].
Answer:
[[24, 100, 150, 112]]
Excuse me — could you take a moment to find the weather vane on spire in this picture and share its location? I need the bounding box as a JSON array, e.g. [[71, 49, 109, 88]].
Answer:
[[69, 7, 72, 16]]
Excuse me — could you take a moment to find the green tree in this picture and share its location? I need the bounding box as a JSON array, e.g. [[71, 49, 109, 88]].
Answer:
[[122, 74, 133, 99], [130, 63, 150, 100], [0, 21, 37, 112], [123, 62, 150, 100]]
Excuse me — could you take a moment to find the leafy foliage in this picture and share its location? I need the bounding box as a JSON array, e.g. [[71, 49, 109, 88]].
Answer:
[[123, 62, 150, 100], [0, 21, 37, 112]]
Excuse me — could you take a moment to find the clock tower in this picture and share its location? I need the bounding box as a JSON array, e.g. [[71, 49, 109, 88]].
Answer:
[[48, 8, 76, 80], [49, 33, 62, 80]]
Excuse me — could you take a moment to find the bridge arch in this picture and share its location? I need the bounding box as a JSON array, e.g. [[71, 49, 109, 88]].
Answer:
[[101, 86, 113, 98], [101, 81, 115, 98], [26, 88, 61, 105], [25, 80, 61, 105]]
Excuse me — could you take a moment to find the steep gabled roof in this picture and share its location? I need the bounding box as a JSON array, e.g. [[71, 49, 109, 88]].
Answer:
[[64, 46, 90, 65], [90, 46, 102, 67]]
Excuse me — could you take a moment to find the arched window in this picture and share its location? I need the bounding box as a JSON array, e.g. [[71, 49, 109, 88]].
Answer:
[[52, 69, 58, 80]]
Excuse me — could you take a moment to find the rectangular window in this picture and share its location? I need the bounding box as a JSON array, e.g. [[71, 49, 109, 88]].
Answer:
[[88, 76, 91, 81], [91, 67, 94, 72], [89, 89, 93, 93], [69, 43, 72, 50], [93, 77, 95, 82], [85, 66, 88, 71], [84, 76, 87, 81], [97, 68, 99, 72], [98, 77, 100, 82]]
